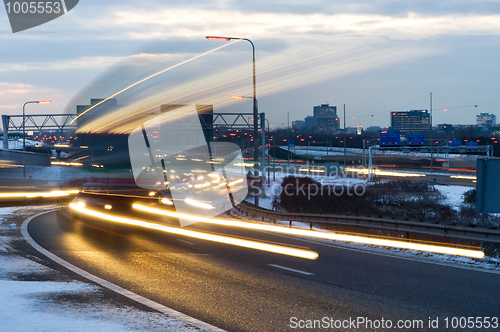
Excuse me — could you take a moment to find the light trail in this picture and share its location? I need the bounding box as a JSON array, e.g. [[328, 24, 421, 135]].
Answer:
[[77, 43, 437, 135], [71, 42, 236, 124], [133, 204, 484, 259], [345, 168, 426, 178], [160, 198, 174, 205], [184, 198, 215, 210], [0, 190, 79, 199], [299, 168, 325, 173], [69, 203, 318, 260], [51, 161, 83, 167], [0, 163, 23, 168], [450, 175, 477, 180]]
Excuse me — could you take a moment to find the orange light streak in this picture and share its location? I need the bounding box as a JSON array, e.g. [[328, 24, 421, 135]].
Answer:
[[69, 203, 318, 260], [133, 204, 484, 259], [71, 42, 236, 124]]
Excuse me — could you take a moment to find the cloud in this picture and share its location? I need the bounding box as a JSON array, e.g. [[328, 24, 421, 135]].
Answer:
[[0, 56, 122, 72], [3, 4, 500, 77], [3, 1, 500, 126], [227, 0, 500, 16], [74, 41, 438, 134], [0, 82, 59, 113], [12, 3, 500, 42], [79, 9, 500, 42], [0, 104, 20, 109]]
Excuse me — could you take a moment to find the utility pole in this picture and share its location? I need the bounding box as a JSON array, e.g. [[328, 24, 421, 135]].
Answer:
[[273, 135, 276, 181], [287, 111, 290, 171], [430, 92, 433, 173], [362, 139, 366, 167], [343, 104, 346, 166]]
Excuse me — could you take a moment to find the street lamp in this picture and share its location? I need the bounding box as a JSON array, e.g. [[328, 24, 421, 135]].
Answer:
[[207, 36, 260, 205], [230, 95, 266, 197], [430, 92, 433, 173], [23, 100, 51, 177]]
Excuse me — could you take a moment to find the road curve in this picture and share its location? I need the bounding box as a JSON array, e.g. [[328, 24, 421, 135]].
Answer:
[[27, 208, 500, 331]]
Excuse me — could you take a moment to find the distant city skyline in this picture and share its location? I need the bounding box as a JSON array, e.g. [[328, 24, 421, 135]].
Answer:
[[2, 1, 500, 130]]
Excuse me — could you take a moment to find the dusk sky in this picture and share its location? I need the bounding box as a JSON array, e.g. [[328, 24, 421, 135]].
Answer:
[[2, 0, 500, 130]]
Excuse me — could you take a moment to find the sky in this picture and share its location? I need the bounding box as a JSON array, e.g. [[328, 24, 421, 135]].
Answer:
[[2, 0, 500, 130]]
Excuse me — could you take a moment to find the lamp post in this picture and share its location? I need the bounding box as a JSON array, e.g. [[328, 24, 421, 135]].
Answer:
[[207, 36, 259, 205], [430, 92, 433, 173], [265, 118, 271, 186], [22, 100, 51, 177], [230, 95, 266, 197], [343, 104, 346, 167]]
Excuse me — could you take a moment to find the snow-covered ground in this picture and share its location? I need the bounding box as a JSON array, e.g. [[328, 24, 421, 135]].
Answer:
[[288, 145, 486, 161], [435, 185, 471, 210], [0, 207, 214, 332], [254, 171, 471, 211], [253, 172, 366, 211]]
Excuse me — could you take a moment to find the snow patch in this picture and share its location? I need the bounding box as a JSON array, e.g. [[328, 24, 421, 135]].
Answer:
[[0, 256, 52, 275], [0, 207, 19, 223], [0, 280, 137, 332], [435, 185, 471, 210], [0, 206, 216, 332]]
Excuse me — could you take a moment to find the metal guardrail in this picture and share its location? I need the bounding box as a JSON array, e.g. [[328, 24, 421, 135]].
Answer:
[[234, 201, 500, 244]]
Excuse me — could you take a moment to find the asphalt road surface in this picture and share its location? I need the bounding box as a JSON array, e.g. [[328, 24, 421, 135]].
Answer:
[[28, 208, 499, 331], [382, 173, 476, 187]]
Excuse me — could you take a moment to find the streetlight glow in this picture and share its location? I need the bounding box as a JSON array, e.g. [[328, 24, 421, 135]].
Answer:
[[206, 36, 230, 41], [22, 99, 52, 177]]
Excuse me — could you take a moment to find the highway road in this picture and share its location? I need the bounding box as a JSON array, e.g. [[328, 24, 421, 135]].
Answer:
[[381, 173, 476, 187], [27, 208, 499, 331]]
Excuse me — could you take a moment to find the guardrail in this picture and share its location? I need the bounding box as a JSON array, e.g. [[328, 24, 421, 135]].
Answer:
[[233, 201, 500, 244]]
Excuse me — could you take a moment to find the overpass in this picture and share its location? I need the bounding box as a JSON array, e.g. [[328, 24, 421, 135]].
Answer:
[[2, 113, 77, 149]]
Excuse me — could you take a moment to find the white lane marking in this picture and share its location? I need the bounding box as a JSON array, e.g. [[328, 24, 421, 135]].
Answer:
[[268, 264, 315, 276], [21, 210, 226, 332], [177, 239, 195, 245]]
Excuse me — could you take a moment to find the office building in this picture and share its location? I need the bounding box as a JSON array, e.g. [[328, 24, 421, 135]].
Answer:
[[391, 110, 430, 134], [304, 116, 316, 132], [313, 103, 340, 134], [291, 103, 340, 134], [477, 113, 496, 127]]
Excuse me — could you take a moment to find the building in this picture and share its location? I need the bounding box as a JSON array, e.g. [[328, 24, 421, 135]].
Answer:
[[477, 113, 496, 127], [290, 103, 340, 134], [313, 103, 340, 134], [76, 98, 119, 129], [292, 120, 304, 132], [304, 116, 316, 132], [365, 126, 383, 133], [391, 110, 430, 135], [356, 125, 363, 135], [437, 123, 455, 135]]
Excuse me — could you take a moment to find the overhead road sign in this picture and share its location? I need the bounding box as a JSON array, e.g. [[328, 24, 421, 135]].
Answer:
[[380, 130, 400, 147], [408, 134, 425, 146]]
